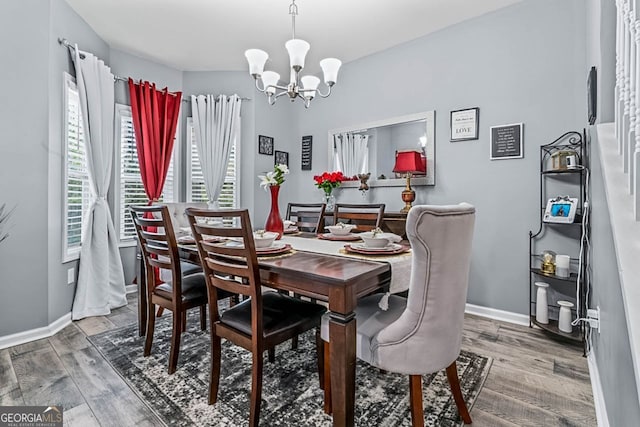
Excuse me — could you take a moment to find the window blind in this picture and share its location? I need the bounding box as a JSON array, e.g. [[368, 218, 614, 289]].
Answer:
[[64, 75, 90, 255], [187, 118, 237, 209], [116, 106, 176, 241]]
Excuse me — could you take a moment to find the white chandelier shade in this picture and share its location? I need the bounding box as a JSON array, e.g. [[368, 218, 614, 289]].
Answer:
[[244, 0, 341, 108]]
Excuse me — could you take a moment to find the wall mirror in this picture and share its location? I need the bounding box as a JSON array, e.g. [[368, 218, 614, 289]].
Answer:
[[327, 111, 435, 187]]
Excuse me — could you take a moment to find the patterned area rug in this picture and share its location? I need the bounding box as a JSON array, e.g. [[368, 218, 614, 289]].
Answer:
[[88, 313, 491, 427]]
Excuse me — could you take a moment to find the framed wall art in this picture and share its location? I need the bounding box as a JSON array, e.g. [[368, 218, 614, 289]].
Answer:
[[274, 150, 289, 167], [258, 135, 274, 155], [490, 123, 524, 160], [450, 107, 479, 141], [301, 135, 312, 170]]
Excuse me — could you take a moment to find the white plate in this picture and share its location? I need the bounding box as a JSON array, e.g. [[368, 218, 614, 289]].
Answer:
[[256, 241, 287, 252], [351, 243, 403, 251]]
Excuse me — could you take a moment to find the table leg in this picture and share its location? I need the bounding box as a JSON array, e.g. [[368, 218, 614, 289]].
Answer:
[[136, 248, 147, 337], [329, 310, 356, 427]]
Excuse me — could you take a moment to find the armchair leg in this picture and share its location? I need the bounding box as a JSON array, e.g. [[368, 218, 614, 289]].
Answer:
[[446, 362, 472, 424], [409, 375, 424, 427]]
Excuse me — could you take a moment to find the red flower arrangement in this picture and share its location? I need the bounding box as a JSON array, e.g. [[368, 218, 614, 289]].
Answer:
[[313, 171, 346, 195]]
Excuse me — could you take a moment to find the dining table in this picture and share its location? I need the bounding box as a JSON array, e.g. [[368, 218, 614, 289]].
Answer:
[[135, 231, 412, 427]]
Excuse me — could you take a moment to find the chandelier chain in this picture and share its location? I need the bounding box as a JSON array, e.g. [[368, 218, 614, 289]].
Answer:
[[289, 0, 298, 39]]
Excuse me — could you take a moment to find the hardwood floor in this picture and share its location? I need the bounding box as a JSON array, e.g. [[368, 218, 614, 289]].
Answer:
[[0, 293, 596, 426]]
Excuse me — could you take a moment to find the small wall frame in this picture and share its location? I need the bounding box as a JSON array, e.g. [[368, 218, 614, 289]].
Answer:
[[490, 123, 524, 160], [258, 135, 274, 155], [274, 150, 289, 167], [450, 107, 479, 141]]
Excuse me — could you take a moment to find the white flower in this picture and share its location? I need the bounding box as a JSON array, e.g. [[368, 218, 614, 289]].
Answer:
[[258, 171, 278, 190], [276, 163, 290, 175]]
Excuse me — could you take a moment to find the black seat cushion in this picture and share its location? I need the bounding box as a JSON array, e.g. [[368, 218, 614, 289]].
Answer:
[[154, 273, 207, 302], [181, 261, 202, 276], [221, 292, 326, 337]]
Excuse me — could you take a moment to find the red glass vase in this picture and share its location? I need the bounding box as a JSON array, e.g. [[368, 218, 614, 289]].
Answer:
[[265, 185, 284, 239]]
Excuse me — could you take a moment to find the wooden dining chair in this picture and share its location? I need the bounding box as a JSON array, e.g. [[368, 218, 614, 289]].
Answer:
[[330, 203, 385, 232], [320, 203, 476, 426], [130, 205, 217, 375], [185, 208, 327, 427], [285, 202, 327, 233]]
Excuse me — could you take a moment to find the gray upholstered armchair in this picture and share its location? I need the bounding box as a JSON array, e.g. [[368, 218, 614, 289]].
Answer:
[[321, 203, 476, 426]]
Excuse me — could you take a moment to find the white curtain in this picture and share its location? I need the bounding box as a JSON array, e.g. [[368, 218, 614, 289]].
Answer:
[[71, 46, 127, 320], [191, 94, 242, 207], [334, 133, 369, 177]]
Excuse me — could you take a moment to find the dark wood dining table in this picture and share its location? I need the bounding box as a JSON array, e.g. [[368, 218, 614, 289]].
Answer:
[[136, 236, 392, 427]]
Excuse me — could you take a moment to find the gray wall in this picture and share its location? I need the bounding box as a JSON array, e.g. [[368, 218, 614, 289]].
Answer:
[[0, 0, 52, 334], [586, 1, 640, 425], [0, 0, 112, 334], [287, 0, 588, 314]]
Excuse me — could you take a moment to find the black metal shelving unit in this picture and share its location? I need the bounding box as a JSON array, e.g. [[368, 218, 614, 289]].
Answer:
[[529, 130, 589, 352]]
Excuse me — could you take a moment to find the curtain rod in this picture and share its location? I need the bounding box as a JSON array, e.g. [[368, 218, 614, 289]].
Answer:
[[58, 38, 250, 101]]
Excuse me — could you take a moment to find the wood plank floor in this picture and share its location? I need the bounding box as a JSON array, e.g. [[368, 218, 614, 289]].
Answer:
[[0, 293, 596, 426]]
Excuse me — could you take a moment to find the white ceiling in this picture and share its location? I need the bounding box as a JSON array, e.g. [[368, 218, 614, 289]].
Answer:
[[63, 0, 522, 75]]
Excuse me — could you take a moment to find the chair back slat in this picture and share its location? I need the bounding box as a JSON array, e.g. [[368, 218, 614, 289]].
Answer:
[[149, 257, 173, 270], [140, 230, 168, 242], [145, 243, 171, 258], [186, 208, 264, 329], [193, 223, 245, 239], [130, 205, 182, 299], [133, 217, 164, 228], [332, 203, 385, 232], [286, 203, 327, 233], [205, 259, 253, 296]]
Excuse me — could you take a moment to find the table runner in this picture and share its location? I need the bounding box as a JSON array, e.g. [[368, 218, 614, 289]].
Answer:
[[280, 235, 412, 297]]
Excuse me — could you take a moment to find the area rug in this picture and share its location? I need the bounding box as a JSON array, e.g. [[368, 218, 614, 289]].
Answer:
[[88, 313, 492, 427]]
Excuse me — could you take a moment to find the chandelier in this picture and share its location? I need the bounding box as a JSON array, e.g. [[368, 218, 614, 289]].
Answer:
[[244, 0, 342, 108]]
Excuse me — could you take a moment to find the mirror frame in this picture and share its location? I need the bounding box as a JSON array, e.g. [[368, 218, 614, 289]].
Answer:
[[327, 111, 435, 188]]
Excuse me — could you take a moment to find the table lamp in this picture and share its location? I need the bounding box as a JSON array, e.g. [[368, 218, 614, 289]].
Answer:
[[392, 150, 426, 213]]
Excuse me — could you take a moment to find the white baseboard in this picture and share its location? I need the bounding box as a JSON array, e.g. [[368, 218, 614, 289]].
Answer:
[[0, 312, 72, 350], [125, 284, 137, 294], [588, 352, 610, 427], [465, 303, 530, 326]]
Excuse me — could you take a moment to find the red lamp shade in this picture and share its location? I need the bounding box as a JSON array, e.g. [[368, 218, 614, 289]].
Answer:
[[393, 150, 427, 174]]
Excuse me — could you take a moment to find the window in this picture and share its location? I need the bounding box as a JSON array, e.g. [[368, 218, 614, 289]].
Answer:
[[63, 73, 90, 259], [187, 118, 239, 209], [115, 104, 179, 242]]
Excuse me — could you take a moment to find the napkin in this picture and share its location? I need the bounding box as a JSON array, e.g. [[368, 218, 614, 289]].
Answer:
[[379, 232, 402, 243]]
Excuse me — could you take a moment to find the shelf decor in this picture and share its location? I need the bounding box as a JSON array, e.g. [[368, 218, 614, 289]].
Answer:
[[450, 107, 479, 141], [529, 130, 589, 349]]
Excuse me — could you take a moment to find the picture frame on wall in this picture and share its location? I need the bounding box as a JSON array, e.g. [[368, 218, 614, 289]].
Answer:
[[258, 135, 274, 155], [450, 107, 479, 141], [490, 123, 524, 160], [301, 135, 312, 170], [274, 150, 289, 167]]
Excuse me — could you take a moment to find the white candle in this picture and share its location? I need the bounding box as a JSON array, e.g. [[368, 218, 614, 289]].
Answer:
[[556, 254, 570, 277]]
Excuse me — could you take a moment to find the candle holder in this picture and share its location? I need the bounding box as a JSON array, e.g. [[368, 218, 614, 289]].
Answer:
[[541, 250, 556, 275]]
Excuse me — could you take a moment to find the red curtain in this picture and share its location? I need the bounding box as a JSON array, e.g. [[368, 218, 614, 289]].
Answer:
[[128, 79, 182, 203]]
